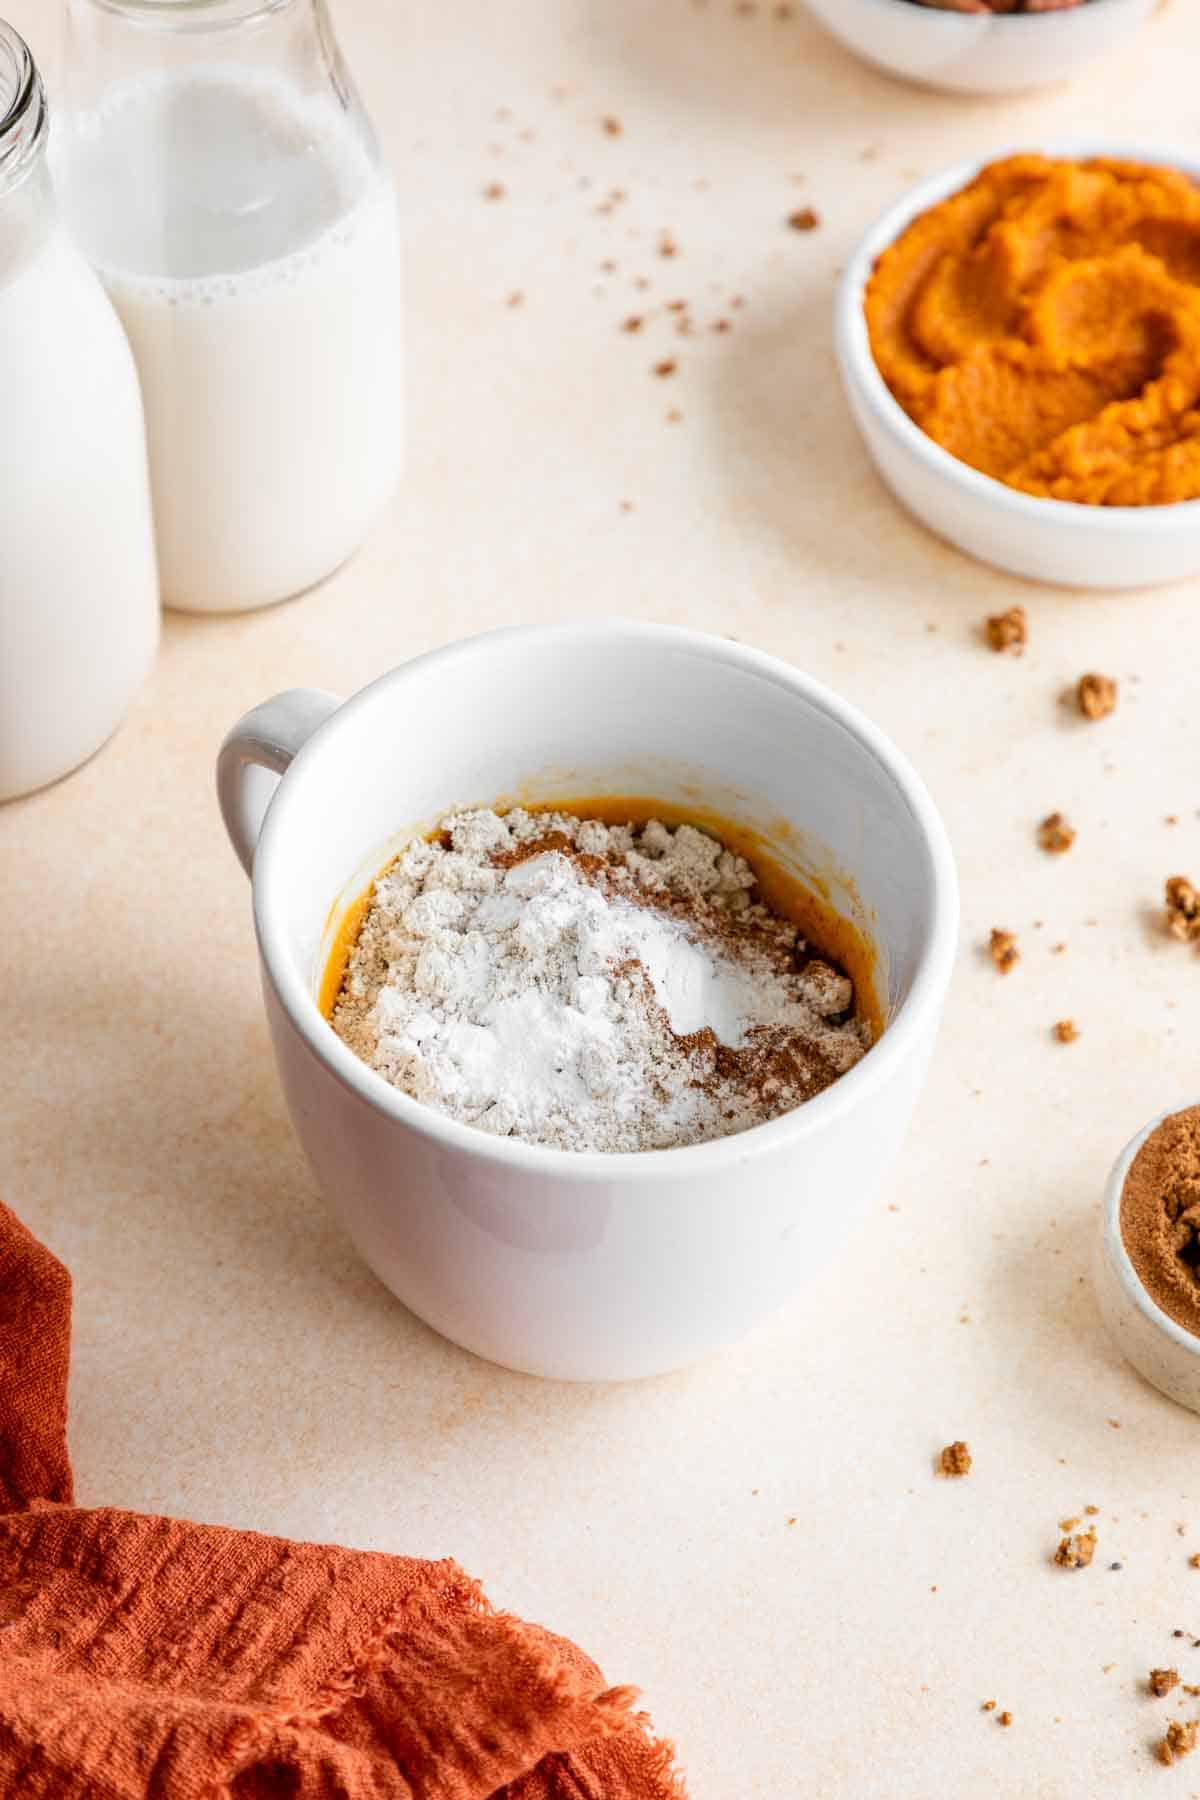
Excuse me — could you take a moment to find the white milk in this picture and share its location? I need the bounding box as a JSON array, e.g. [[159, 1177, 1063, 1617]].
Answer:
[[58, 73, 403, 614], [0, 224, 159, 800]]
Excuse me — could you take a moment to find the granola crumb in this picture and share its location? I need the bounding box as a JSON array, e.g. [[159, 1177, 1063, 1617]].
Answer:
[[989, 929, 1020, 974], [1166, 876, 1200, 942], [1158, 1719, 1199, 1766], [981, 1700, 997, 1713], [1085, 1505, 1099, 1516], [1189, 1553, 1200, 1570], [1077, 672, 1118, 720], [1038, 813, 1077, 855], [938, 1440, 972, 1477], [1150, 1669, 1181, 1698], [601, 115, 622, 136], [1054, 1528, 1098, 1569], [653, 358, 677, 378], [1060, 1517, 1081, 1532], [787, 206, 820, 232], [997, 1711, 1013, 1728], [1053, 1019, 1080, 1044], [985, 606, 1027, 655]]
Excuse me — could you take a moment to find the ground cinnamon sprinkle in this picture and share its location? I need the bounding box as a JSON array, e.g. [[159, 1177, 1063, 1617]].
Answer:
[[1121, 1107, 1200, 1337], [1159, 1719, 1199, 1766], [1038, 813, 1077, 854], [985, 606, 1027, 654], [938, 1441, 972, 1477], [1077, 673, 1118, 720], [989, 929, 1019, 974], [1150, 1669, 1181, 1698]]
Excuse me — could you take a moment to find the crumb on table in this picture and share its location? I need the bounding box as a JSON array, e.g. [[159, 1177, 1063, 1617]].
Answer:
[[981, 1700, 997, 1713], [939, 1441, 972, 1477], [1053, 1019, 1080, 1044], [787, 206, 820, 231], [997, 1711, 1013, 1728], [1077, 672, 1118, 720], [1054, 1528, 1097, 1569], [1158, 1719, 1199, 1766], [1038, 813, 1077, 855], [1150, 1668, 1181, 1698], [985, 606, 1027, 654], [990, 929, 1019, 974], [1166, 876, 1200, 942]]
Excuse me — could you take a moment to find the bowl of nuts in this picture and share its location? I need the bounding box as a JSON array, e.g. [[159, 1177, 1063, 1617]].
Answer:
[[800, 0, 1156, 95]]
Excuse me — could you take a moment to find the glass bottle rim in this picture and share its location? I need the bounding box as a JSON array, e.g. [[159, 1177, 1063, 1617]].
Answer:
[[0, 22, 46, 192], [79, 0, 294, 29]]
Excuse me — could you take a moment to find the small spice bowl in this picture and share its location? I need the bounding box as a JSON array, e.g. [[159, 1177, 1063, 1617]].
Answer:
[[800, 0, 1155, 97], [834, 141, 1200, 590], [1094, 1106, 1200, 1416]]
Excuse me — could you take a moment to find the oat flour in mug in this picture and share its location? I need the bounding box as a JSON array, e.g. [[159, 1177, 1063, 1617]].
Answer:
[[331, 809, 872, 1153]]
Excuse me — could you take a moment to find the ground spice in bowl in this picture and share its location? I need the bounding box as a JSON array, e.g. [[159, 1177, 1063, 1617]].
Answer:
[[1120, 1106, 1200, 1337]]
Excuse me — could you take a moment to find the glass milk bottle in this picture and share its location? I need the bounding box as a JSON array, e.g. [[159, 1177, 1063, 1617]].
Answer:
[[0, 20, 158, 803], [57, 0, 404, 614]]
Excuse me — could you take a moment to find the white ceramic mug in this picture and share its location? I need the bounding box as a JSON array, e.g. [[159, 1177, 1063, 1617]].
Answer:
[[217, 622, 958, 1380]]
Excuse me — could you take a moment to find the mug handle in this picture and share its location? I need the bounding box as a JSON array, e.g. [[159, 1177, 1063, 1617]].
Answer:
[[217, 688, 342, 876]]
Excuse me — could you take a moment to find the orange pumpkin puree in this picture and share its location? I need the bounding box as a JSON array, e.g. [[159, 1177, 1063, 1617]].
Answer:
[[865, 155, 1200, 506]]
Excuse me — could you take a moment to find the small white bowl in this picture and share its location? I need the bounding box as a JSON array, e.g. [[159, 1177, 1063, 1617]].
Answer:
[[801, 0, 1155, 96], [834, 141, 1200, 590], [1094, 1106, 1200, 1415]]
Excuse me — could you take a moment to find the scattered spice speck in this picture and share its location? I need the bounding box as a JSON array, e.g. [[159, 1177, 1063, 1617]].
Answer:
[[1077, 672, 1118, 720], [989, 929, 1019, 975], [938, 1440, 972, 1477], [997, 1712, 1013, 1729], [1054, 1528, 1097, 1569], [981, 1700, 997, 1713], [787, 206, 820, 232], [1038, 813, 1077, 855], [1166, 876, 1200, 942], [984, 606, 1027, 654], [601, 115, 622, 136], [658, 231, 679, 258], [482, 182, 506, 201], [1189, 1553, 1200, 1570], [1053, 1019, 1080, 1045], [621, 315, 643, 333], [505, 291, 524, 308], [1158, 1719, 1199, 1766], [653, 359, 678, 378]]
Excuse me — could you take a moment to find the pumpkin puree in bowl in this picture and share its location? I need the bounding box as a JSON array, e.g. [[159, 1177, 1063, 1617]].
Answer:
[[865, 155, 1200, 506]]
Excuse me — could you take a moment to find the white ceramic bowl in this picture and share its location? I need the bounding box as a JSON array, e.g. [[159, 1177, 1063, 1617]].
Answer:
[[835, 141, 1200, 590], [218, 621, 958, 1381], [801, 0, 1154, 96], [1095, 1106, 1200, 1415]]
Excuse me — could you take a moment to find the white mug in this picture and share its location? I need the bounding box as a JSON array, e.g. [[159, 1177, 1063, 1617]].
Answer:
[[218, 622, 958, 1380]]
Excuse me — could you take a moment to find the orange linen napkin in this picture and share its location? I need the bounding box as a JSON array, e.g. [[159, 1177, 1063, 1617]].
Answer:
[[0, 1201, 685, 1799]]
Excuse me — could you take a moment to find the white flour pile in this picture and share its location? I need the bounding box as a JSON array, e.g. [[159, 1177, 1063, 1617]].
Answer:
[[332, 808, 871, 1152]]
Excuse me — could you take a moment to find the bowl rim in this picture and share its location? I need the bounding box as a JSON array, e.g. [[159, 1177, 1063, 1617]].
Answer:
[[1102, 1103, 1200, 1360], [834, 140, 1200, 536], [252, 619, 960, 1185], [820, 0, 1152, 27]]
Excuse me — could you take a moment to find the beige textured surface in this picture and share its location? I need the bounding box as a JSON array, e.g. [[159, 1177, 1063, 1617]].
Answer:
[[4, 1, 1200, 1792]]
